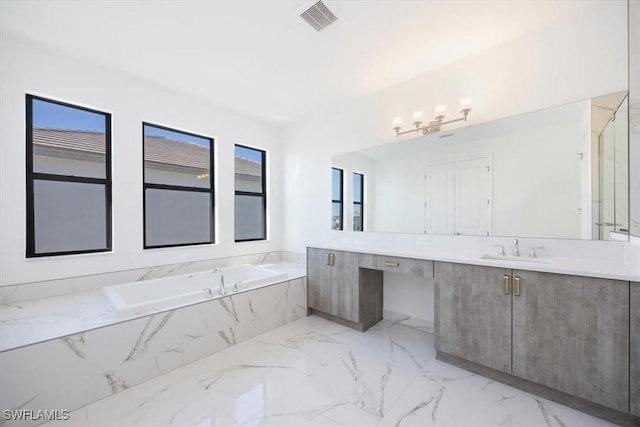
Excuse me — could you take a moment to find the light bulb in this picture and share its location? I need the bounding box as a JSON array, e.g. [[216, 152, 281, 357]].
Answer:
[[434, 104, 447, 117], [459, 97, 473, 110], [412, 111, 423, 123]]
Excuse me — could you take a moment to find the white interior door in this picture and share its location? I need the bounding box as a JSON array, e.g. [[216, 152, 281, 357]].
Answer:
[[455, 158, 491, 236], [424, 163, 455, 234], [424, 158, 491, 236]]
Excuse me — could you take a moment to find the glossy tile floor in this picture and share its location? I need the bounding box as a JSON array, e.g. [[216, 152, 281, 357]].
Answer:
[[44, 315, 614, 427]]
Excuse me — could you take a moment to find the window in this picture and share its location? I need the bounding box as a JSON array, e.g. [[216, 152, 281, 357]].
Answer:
[[26, 95, 112, 257], [331, 167, 343, 230], [143, 123, 214, 248], [353, 172, 364, 231], [235, 145, 266, 241]]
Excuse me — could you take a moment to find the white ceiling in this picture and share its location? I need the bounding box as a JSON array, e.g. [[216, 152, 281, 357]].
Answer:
[[0, 0, 588, 125]]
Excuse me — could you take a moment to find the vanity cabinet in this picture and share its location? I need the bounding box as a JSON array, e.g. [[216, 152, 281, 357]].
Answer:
[[434, 262, 512, 373], [435, 262, 631, 413], [307, 248, 359, 323], [631, 282, 640, 417], [511, 270, 629, 413]]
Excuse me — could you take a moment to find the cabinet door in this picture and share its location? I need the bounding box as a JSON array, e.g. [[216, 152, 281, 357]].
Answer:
[[307, 248, 332, 315], [435, 262, 512, 373], [512, 271, 629, 412], [332, 250, 360, 323]]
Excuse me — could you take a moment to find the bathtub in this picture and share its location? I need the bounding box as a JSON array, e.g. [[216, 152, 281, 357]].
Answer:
[[103, 264, 289, 315]]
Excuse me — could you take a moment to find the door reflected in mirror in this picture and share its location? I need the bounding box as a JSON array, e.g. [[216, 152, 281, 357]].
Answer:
[[332, 91, 629, 241]]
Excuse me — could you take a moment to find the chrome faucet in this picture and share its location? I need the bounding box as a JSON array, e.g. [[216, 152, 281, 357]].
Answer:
[[512, 239, 520, 257], [528, 246, 544, 258], [213, 267, 226, 295]]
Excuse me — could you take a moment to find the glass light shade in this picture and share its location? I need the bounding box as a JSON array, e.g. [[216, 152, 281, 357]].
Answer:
[[412, 111, 423, 123], [459, 97, 473, 110], [434, 105, 447, 116]]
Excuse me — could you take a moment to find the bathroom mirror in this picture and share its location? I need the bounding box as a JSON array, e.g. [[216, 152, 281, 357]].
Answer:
[[332, 92, 629, 240]]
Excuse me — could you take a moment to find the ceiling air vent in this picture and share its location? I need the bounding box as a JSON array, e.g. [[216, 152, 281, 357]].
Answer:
[[300, 1, 338, 32]]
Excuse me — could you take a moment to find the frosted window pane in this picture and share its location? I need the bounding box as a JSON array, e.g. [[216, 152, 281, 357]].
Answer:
[[144, 124, 211, 189], [332, 202, 342, 230], [32, 99, 107, 178], [33, 180, 107, 253], [235, 195, 264, 240], [353, 204, 362, 231], [145, 189, 212, 246]]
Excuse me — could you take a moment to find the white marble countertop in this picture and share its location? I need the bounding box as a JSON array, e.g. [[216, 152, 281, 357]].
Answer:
[[0, 262, 306, 352], [313, 243, 640, 282]]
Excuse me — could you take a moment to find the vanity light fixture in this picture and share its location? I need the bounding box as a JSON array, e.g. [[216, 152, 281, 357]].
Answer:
[[393, 97, 472, 137]]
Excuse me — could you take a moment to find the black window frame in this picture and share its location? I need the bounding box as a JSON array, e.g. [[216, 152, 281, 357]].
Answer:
[[353, 172, 364, 232], [331, 167, 344, 231], [234, 144, 267, 242], [25, 94, 113, 258], [142, 122, 215, 249]]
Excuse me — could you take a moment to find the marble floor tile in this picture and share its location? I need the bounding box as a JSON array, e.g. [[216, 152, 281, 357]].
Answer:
[[44, 315, 616, 427]]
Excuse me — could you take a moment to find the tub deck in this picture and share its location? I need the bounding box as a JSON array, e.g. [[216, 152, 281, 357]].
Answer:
[[0, 262, 305, 352]]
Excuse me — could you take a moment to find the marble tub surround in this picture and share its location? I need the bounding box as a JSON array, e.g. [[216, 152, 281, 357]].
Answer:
[[36, 315, 614, 427], [0, 276, 307, 427], [0, 251, 305, 305], [0, 262, 305, 352]]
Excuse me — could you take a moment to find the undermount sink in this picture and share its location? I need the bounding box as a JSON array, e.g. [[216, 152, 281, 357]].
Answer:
[[480, 253, 552, 264]]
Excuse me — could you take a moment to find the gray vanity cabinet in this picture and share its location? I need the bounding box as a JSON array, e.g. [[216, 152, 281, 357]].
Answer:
[[631, 282, 640, 416], [307, 248, 359, 323], [434, 262, 512, 373], [436, 263, 632, 413], [307, 247, 333, 314], [511, 270, 630, 412]]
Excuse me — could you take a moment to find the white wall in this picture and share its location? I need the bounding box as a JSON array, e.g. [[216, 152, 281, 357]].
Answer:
[[383, 272, 434, 326], [0, 35, 283, 285], [282, 2, 627, 253], [282, 3, 628, 318]]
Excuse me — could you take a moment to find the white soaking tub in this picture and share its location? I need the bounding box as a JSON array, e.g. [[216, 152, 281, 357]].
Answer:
[[103, 264, 288, 315]]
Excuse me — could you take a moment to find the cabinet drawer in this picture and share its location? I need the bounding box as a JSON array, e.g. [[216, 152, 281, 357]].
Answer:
[[360, 254, 433, 277]]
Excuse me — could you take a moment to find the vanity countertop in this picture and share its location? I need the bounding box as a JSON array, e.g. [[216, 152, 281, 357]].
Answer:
[[311, 243, 640, 282]]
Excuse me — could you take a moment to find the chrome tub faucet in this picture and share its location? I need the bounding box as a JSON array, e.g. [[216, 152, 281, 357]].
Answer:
[[213, 267, 226, 295]]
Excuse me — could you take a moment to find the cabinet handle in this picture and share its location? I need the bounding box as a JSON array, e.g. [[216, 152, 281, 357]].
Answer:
[[384, 261, 399, 267], [330, 253, 335, 266], [503, 275, 510, 295], [326, 253, 331, 266], [514, 276, 521, 297]]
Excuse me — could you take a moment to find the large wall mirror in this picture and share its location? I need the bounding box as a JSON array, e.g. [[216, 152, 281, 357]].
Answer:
[[332, 91, 629, 241]]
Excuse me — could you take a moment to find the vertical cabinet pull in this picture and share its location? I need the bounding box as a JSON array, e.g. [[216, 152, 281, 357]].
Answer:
[[514, 276, 521, 297], [503, 275, 510, 295], [326, 253, 335, 266]]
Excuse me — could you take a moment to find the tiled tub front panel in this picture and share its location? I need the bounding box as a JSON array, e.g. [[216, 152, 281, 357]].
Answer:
[[0, 277, 306, 427]]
